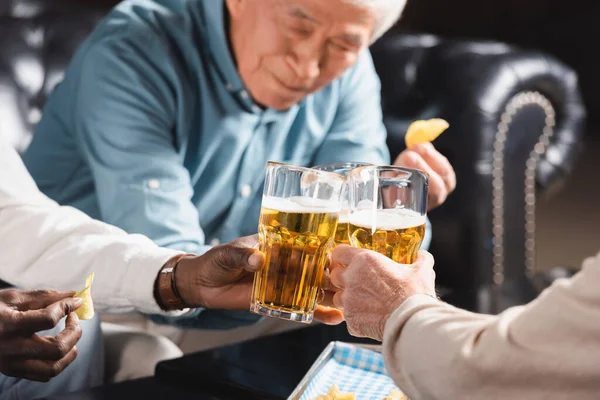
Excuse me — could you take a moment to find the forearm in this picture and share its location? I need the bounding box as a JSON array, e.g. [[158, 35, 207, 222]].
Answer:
[[384, 256, 600, 400], [0, 201, 184, 315]]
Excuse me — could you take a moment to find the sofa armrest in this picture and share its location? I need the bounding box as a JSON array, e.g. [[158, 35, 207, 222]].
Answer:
[[370, 33, 586, 313]]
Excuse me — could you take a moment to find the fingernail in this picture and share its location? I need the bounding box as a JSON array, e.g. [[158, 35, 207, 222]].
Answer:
[[248, 252, 264, 269], [73, 297, 83, 307], [71, 313, 79, 322]]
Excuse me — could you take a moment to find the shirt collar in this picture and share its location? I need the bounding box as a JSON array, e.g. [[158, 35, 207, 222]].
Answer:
[[199, 0, 245, 94], [198, 0, 299, 120]]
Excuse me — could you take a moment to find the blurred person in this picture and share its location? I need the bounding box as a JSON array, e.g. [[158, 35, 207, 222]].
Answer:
[[0, 136, 343, 398], [22, 0, 455, 332], [328, 245, 600, 400]]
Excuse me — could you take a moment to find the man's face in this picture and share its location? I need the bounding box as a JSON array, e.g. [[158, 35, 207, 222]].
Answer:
[[226, 0, 376, 110]]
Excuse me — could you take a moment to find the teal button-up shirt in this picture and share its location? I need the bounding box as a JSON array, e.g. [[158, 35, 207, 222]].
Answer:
[[23, 0, 431, 328]]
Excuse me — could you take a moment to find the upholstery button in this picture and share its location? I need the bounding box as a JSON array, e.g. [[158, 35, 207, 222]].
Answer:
[[240, 184, 252, 198], [147, 179, 161, 190]]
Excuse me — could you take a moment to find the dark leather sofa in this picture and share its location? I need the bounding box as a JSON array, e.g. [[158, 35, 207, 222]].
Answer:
[[0, 0, 586, 313]]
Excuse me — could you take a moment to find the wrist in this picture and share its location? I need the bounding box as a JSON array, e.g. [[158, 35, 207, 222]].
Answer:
[[173, 255, 200, 307], [154, 254, 195, 310]]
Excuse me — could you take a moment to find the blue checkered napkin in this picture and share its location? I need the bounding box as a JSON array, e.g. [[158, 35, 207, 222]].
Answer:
[[299, 342, 399, 399]]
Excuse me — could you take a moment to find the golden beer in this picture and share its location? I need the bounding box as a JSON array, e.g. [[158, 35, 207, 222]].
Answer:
[[348, 209, 426, 264], [312, 163, 373, 247], [334, 212, 351, 246], [251, 196, 338, 322]]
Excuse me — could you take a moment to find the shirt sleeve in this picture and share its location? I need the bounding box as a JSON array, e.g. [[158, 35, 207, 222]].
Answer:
[[383, 253, 600, 399], [70, 37, 261, 329], [72, 36, 209, 256], [311, 50, 390, 166], [0, 139, 186, 315]]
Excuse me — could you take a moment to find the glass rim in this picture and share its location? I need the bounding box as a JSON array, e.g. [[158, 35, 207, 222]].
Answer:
[[266, 161, 346, 182], [348, 165, 428, 181], [312, 161, 374, 172]]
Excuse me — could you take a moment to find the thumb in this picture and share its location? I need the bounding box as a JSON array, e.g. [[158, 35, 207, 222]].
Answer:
[[209, 243, 265, 274]]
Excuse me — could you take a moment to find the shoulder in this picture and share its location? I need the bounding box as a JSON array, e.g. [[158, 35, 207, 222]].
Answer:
[[75, 0, 201, 67]]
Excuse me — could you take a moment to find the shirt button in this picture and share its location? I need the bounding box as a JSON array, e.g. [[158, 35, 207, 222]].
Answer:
[[240, 90, 249, 99], [225, 83, 233, 91], [210, 238, 220, 246], [147, 179, 161, 190], [28, 108, 42, 125], [240, 184, 252, 198]]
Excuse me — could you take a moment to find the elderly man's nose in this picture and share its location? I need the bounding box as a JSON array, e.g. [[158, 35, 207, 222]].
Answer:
[[287, 49, 320, 80]]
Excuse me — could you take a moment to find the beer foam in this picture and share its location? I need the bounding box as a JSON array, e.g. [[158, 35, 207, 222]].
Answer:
[[261, 196, 340, 214], [348, 208, 426, 230], [338, 209, 350, 224]]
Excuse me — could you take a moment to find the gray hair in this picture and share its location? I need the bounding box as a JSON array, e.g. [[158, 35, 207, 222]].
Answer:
[[344, 0, 408, 43]]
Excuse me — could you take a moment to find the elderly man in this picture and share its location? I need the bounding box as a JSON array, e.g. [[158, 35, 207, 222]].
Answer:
[[329, 245, 600, 399], [22, 0, 455, 331]]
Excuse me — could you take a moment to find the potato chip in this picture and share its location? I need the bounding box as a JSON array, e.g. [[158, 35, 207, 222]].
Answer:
[[74, 272, 95, 320], [312, 385, 355, 400], [383, 387, 409, 400], [404, 118, 449, 149]]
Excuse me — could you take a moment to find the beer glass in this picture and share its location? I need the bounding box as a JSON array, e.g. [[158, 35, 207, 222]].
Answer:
[[313, 162, 372, 246], [250, 162, 345, 323], [347, 166, 428, 264]]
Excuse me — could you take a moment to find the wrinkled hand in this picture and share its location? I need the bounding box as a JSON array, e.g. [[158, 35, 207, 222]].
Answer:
[[0, 289, 83, 382], [327, 245, 436, 341], [394, 143, 456, 210]]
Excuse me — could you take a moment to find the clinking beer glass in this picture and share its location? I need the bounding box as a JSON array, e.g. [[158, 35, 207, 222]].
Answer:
[[250, 162, 344, 323], [346, 166, 428, 264]]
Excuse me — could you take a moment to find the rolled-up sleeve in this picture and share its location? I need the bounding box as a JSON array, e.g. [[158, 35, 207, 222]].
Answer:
[[69, 37, 261, 329], [72, 37, 209, 256]]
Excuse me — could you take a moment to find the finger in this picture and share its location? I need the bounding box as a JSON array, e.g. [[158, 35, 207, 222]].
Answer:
[[414, 250, 435, 269], [9, 298, 83, 336], [411, 143, 456, 192], [318, 290, 336, 308], [320, 268, 338, 292], [0, 289, 76, 311], [231, 234, 260, 250], [331, 245, 360, 268], [206, 244, 265, 279], [47, 313, 82, 358], [5, 346, 78, 382], [396, 150, 447, 208], [195, 282, 254, 310], [329, 265, 346, 290], [332, 291, 344, 310], [0, 313, 80, 360], [313, 305, 345, 326]]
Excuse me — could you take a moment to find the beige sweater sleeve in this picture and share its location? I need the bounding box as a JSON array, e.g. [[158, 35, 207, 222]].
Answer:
[[383, 252, 600, 400]]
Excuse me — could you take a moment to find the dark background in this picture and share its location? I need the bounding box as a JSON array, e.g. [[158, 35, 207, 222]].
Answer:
[[82, 0, 598, 126], [396, 0, 599, 128]]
